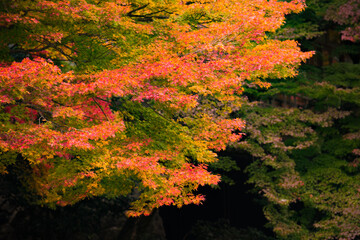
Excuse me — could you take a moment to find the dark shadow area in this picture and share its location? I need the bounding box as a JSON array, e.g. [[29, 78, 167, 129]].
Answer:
[[0, 150, 272, 240], [160, 150, 273, 240]]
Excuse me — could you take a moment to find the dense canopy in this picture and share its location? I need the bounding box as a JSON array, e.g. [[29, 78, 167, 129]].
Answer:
[[0, 0, 312, 216]]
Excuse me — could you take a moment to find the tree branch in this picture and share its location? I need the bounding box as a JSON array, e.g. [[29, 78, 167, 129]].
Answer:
[[126, 4, 149, 16], [92, 97, 110, 121]]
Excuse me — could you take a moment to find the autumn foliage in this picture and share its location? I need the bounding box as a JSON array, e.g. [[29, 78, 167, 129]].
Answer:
[[0, 0, 312, 216], [325, 0, 360, 42]]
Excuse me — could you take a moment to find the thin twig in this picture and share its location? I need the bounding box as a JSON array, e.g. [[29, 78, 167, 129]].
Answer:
[[92, 97, 110, 121]]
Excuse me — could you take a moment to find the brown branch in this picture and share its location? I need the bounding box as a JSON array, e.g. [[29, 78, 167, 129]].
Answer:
[[126, 4, 149, 16], [9, 45, 51, 54], [24, 103, 52, 119], [142, 101, 173, 123], [94, 96, 112, 103], [92, 97, 110, 121]]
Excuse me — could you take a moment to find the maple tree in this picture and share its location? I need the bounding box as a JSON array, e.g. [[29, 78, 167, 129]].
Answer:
[[325, 0, 360, 42], [0, 0, 312, 216]]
